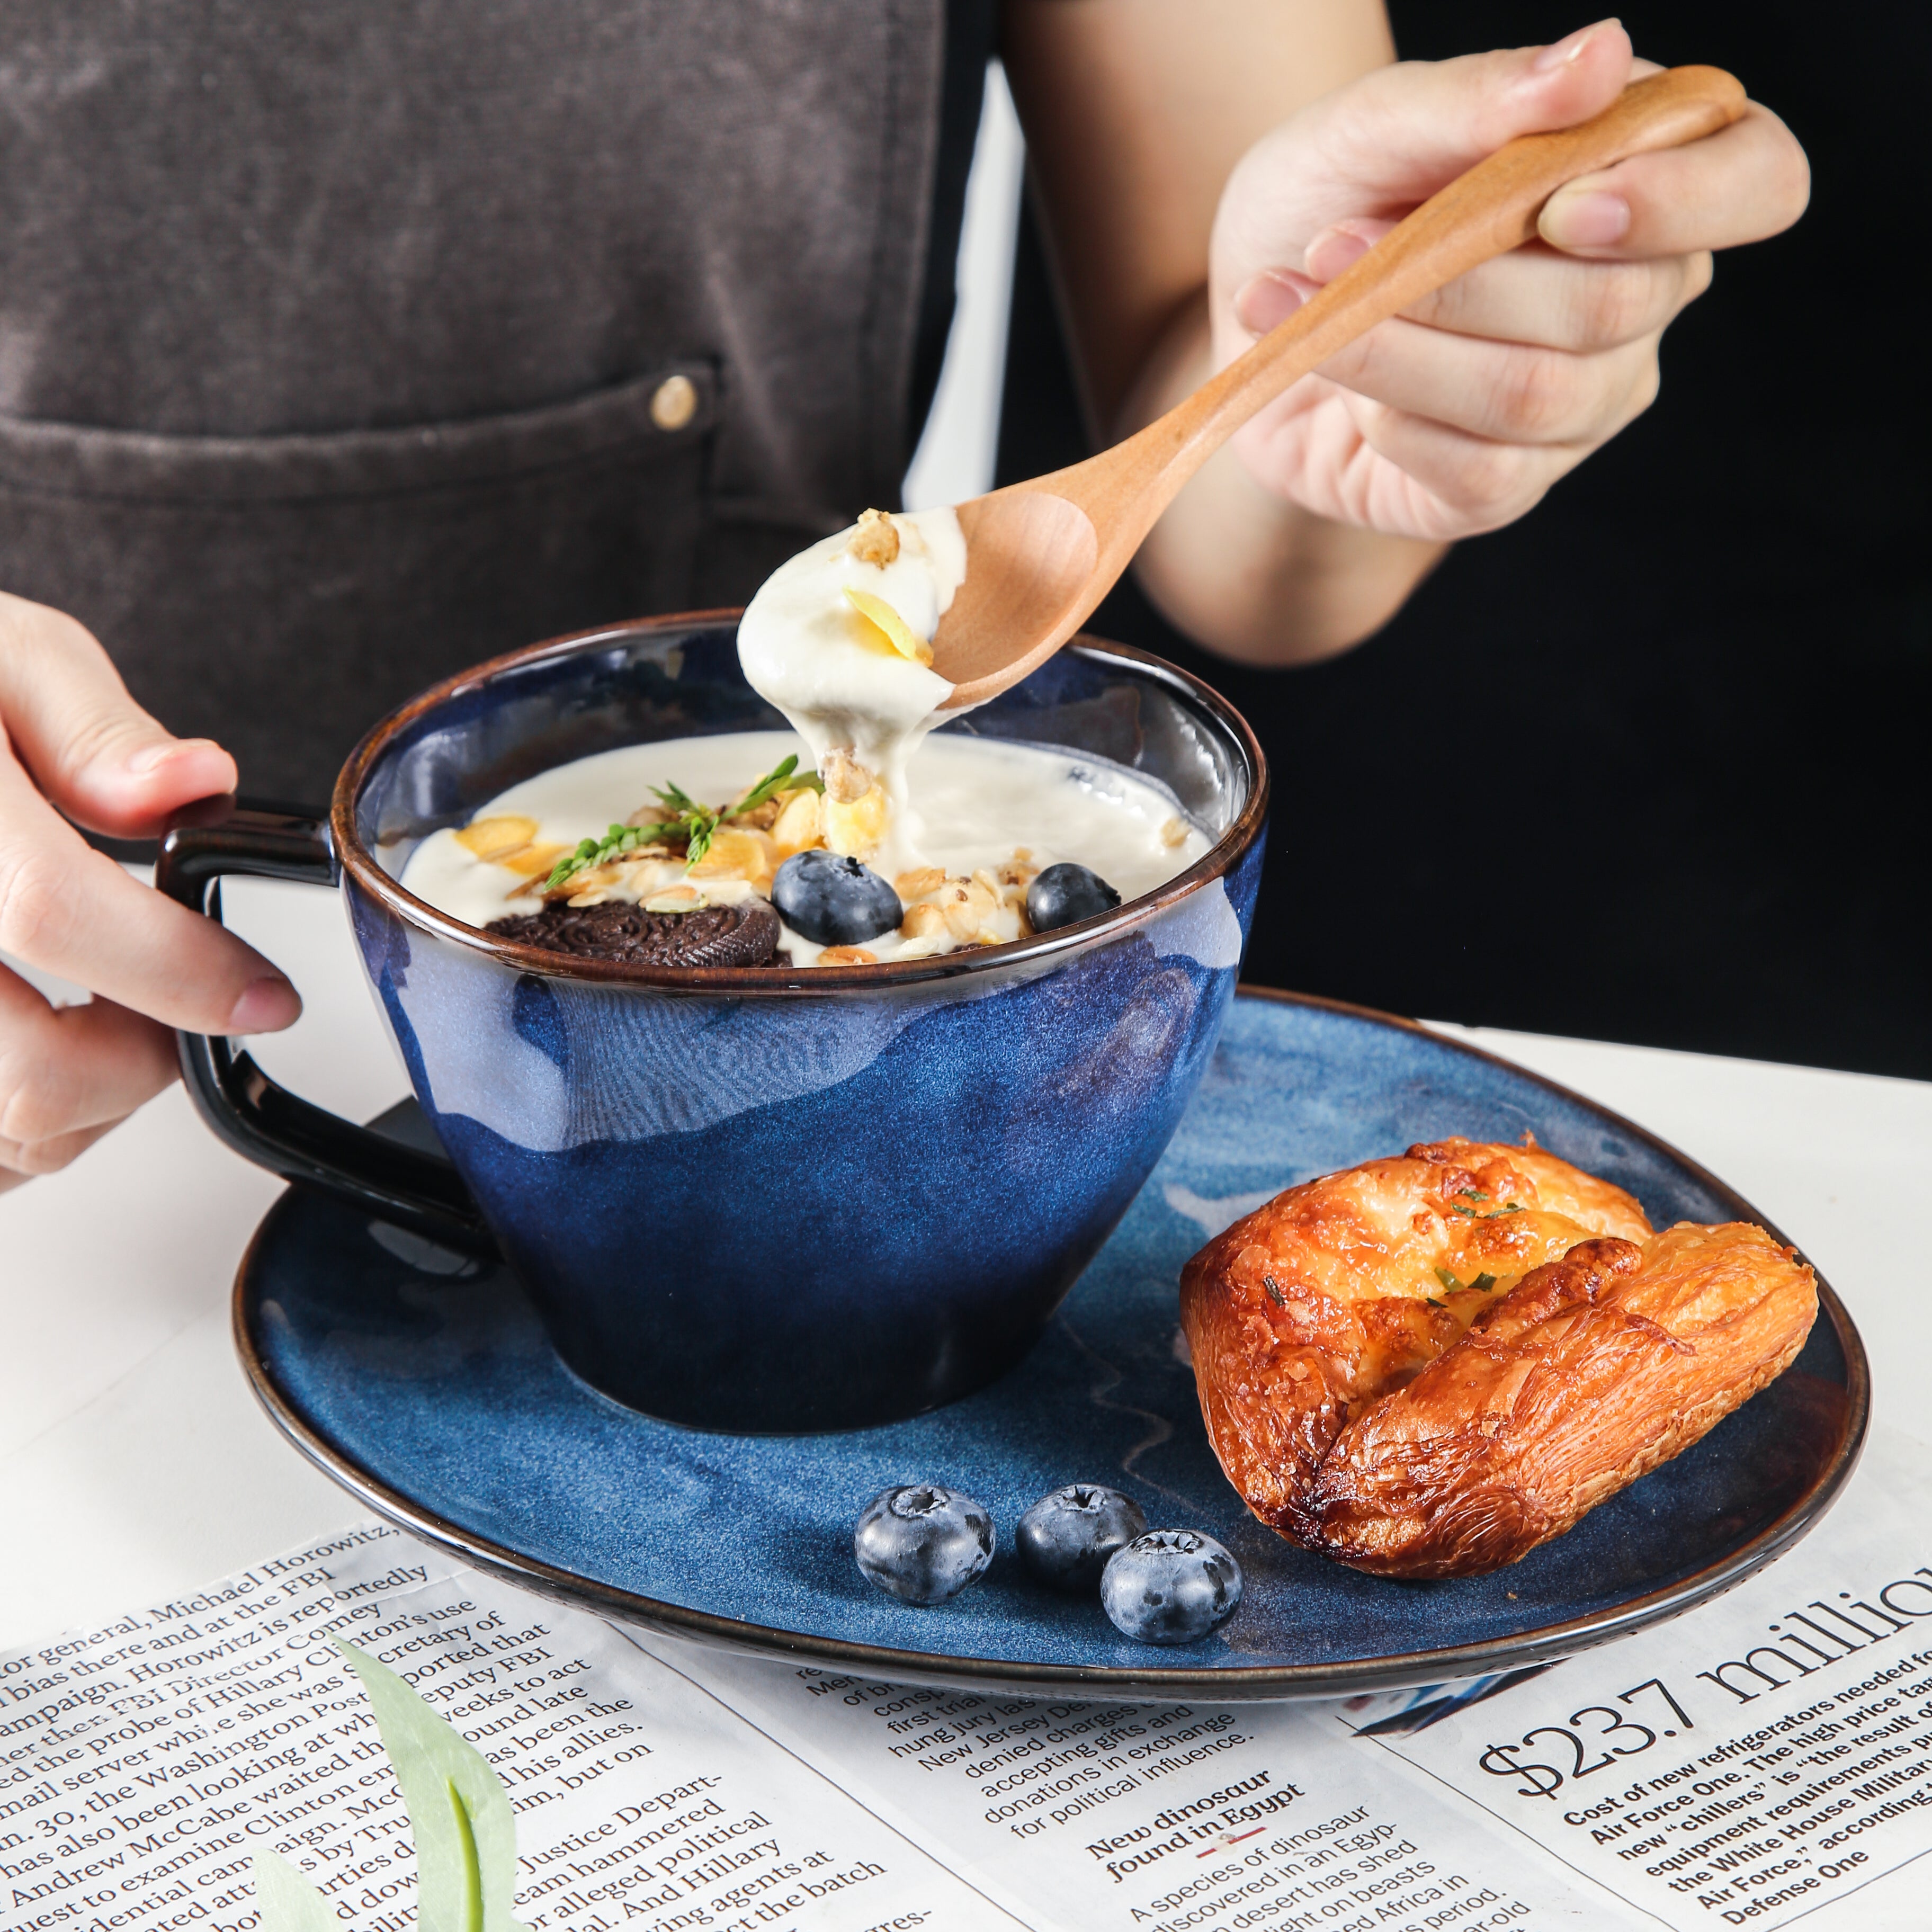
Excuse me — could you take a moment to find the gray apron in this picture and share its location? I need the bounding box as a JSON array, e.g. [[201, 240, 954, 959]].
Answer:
[[0, 2, 956, 802]]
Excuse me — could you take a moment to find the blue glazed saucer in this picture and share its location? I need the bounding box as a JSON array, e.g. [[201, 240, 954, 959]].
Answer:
[[237, 989, 1867, 1701]]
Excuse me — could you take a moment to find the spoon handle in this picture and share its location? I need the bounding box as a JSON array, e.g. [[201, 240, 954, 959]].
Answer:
[[1131, 65, 1748, 520]]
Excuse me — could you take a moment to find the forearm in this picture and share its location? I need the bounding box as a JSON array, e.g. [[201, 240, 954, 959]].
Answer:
[[1121, 298, 1446, 666], [1002, 0, 1431, 666]]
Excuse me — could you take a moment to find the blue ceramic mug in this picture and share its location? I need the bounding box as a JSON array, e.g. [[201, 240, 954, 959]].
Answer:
[[159, 614, 1267, 1432]]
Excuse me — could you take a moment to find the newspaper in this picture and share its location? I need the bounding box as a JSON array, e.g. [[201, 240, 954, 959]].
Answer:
[[4, 1431, 1928, 1932], [1337, 1426, 1932, 1931]]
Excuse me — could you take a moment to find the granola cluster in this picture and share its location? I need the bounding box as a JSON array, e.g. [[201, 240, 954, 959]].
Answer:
[[891, 855, 1037, 952]]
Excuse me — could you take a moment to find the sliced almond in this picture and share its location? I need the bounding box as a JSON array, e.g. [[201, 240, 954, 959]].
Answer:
[[455, 814, 540, 861], [689, 827, 775, 888], [548, 862, 623, 900], [500, 841, 568, 877], [900, 902, 947, 939], [1160, 815, 1190, 849], [816, 945, 878, 967], [894, 865, 945, 901]]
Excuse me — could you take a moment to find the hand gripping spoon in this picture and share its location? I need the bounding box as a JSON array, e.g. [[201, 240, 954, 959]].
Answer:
[[927, 65, 1747, 706]]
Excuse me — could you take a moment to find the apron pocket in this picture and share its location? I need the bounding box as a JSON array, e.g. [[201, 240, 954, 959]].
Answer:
[[0, 365, 716, 801]]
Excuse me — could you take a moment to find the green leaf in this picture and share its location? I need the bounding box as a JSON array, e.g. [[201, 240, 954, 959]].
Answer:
[[252, 1851, 338, 1932], [1469, 1272, 1499, 1293], [1426, 1297, 1446, 1309], [450, 1781, 484, 1932], [1434, 1266, 1460, 1292], [334, 1639, 532, 1932], [1458, 1188, 1489, 1202], [729, 754, 801, 818], [650, 780, 702, 816]]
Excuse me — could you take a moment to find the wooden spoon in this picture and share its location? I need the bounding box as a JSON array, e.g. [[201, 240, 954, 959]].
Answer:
[[929, 64, 1747, 708]]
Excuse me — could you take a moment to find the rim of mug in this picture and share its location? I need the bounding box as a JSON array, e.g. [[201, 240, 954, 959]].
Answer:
[[331, 610, 1270, 992]]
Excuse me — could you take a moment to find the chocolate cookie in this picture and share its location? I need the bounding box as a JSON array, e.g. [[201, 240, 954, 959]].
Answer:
[[488, 897, 781, 968]]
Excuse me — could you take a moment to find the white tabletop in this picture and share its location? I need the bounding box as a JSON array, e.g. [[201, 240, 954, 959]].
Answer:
[[4, 875, 1927, 1654]]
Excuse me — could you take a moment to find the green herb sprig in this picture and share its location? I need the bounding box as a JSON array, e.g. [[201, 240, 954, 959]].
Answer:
[[731, 753, 820, 815], [541, 754, 815, 893]]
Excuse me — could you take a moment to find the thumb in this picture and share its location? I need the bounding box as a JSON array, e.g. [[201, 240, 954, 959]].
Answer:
[[0, 593, 238, 838], [1217, 21, 1637, 300], [1321, 22, 1636, 204], [1214, 21, 1638, 347]]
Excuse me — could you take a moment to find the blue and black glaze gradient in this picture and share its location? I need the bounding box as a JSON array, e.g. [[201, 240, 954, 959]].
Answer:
[[338, 616, 1267, 1432]]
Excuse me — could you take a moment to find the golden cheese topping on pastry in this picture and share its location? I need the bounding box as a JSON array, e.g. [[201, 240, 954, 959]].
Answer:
[[1179, 1138, 1816, 1578]]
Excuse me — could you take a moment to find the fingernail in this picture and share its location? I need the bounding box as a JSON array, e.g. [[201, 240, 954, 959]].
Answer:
[[1531, 19, 1615, 73], [1302, 223, 1378, 284], [1541, 187, 1631, 249], [228, 976, 302, 1035], [1233, 269, 1315, 336], [127, 741, 181, 776], [127, 737, 218, 777]]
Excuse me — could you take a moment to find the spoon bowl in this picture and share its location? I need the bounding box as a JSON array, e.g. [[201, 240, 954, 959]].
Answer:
[[931, 65, 1748, 706], [938, 489, 1099, 704]]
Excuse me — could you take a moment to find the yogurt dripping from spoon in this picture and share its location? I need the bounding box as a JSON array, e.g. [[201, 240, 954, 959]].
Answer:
[[736, 506, 966, 878]]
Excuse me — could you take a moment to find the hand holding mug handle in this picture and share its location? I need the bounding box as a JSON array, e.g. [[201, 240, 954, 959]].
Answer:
[[156, 798, 494, 1252]]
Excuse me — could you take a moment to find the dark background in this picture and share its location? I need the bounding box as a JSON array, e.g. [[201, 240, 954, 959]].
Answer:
[[996, 2, 1929, 1079]]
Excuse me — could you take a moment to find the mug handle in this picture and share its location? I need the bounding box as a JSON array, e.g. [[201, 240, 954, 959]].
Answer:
[[155, 798, 495, 1253]]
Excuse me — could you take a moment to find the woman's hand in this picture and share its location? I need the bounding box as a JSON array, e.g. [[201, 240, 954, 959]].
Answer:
[[1010, 5, 1809, 664], [1210, 20, 1809, 543], [0, 592, 300, 1187]]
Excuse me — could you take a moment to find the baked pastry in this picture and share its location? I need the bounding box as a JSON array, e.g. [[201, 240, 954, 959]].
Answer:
[[1178, 1137, 1817, 1578]]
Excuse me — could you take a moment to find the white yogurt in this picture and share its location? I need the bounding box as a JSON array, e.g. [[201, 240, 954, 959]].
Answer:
[[400, 730, 1209, 966], [736, 507, 965, 878]]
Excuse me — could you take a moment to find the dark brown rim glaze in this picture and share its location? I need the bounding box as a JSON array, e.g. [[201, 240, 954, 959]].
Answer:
[[329, 611, 1270, 994], [233, 985, 1870, 1703]]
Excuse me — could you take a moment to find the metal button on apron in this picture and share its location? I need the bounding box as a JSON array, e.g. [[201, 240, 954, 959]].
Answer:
[[648, 374, 700, 432]]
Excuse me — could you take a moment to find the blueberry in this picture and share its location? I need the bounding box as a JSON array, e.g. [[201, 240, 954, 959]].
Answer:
[[1016, 1484, 1148, 1591], [1025, 863, 1122, 935], [1100, 1531, 1242, 1644], [772, 850, 902, 947], [854, 1485, 994, 1605]]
